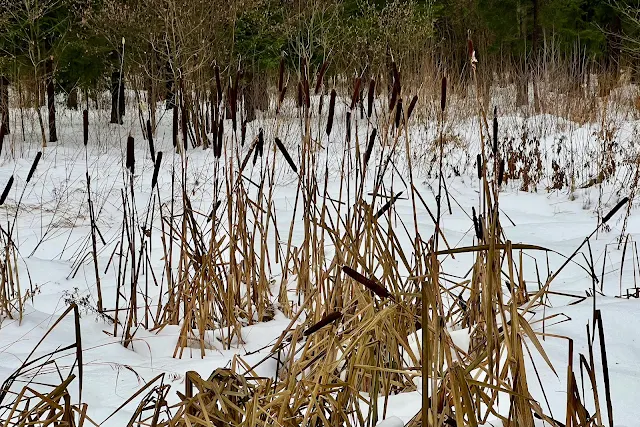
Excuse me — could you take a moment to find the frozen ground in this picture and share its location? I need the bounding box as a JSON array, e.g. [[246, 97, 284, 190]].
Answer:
[[0, 101, 639, 426]]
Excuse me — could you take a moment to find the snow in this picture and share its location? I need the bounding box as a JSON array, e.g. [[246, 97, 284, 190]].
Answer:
[[0, 99, 639, 426]]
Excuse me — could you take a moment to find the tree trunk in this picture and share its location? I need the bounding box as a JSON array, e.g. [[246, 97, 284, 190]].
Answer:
[[0, 76, 9, 134], [46, 58, 57, 143]]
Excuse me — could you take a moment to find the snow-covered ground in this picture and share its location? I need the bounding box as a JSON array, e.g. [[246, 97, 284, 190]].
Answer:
[[0, 99, 639, 426]]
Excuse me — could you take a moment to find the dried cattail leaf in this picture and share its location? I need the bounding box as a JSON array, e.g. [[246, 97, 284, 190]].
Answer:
[[151, 151, 162, 189], [26, 152, 42, 183], [275, 137, 297, 173], [326, 89, 336, 137], [304, 312, 342, 336], [342, 266, 390, 299], [0, 175, 13, 205]]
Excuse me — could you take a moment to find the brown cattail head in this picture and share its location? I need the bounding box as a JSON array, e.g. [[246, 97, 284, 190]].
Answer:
[[346, 111, 351, 142], [253, 128, 264, 166], [0, 122, 5, 155], [498, 159, 505, 185], [350, 77, 361, 110], [389, 77, 400, 113], [297, 81, 303, 109], [151, 151, 162, 188], [467, 38, 475, 60], [441, 76, 447, 112], [146, 119, 155, 162], [493, 106, 498, 154], [315, 60, 329, 95], [367, 78, 375, 118], [83, 110, 88, 146], [363, 128, 377, 167], [342, 266, 391, 299], [126, 135, 135, 174], [26, 152, 42, 183], [172, 106, 178, 147], [0, 175, 13, 205], [275, 137, 297, 174], [395, 98, 403, 128], [602, 197, 629, 224], [304, 311, 342, 336], [407, 95, 418, 121], [476, 153, 482, 179], [214, 65, 222, 102], [215, 119, 223, 158], [326, 89, 336, 137]]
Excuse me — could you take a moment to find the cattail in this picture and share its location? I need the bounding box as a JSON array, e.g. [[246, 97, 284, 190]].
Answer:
[[0, 122, 5, 155], [363, 128, 377, 167], [241, 119, 247, 146], [342, 266, 390, 299], [318, 94, 324, 116], [374, 191, 403, 219], [303, 79, 310, 110], [253, 128, 264, 166], [395, 98, 403, 128], [151, 151, 162, 189], [467, 38, 475, 60], [0, 175, 13, 205], [492, 106, 498, 154], [477, 214, 485, 240], [147, 119, 155, 162], [367, 79, 375, 118], [181, 104, 188, 150], [476, 154, 482, 179], [83, 110, 88, 146], [602, 197, 629, 224], [297, 81, 303, 109], [407, 95, 418, 121], [304, 311, 342, 336], [126, 136, 135, 174], [441, 76, 447, 112], [277, 85, 287, 114], [498, 159, 505, 185], [346, 111, 351, 143], [275, 137, 297, 173], [215, 119, 223, 158], [172, 106, 178, 147], [472, 207, 481, 241], [278, 57, 285, 94], [326, 89, 336, 137], [350, 77, 361, 111], [214, 65, 222, 101], [26, 152, 42, 183], [230, 73, 239, 132], [315, 60, 329, 95], [389, 77, 400, 113]]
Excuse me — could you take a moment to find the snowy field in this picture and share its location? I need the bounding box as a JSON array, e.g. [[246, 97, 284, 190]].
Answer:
[[0, 96, 639, 426]]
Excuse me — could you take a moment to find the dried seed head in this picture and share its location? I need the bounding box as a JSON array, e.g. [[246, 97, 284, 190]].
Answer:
[[364, 128, 377, 167], [407, 95, 418, 121], [493, 106, 498, 154], [304, 311, 342, 336], [315, 60, 329, 95], [602, 197, 629, 224], [498, 159, 505, 186], [275, 137, 297, 174], [367, 79, 376, 118], [0, 175, 13, 205], [346, 111, 352, 142], [477, 154, 483, 179], [395, 98, 403, 128], [151, 151, 162, 189], [351, 77, 361, 111], [26, 152, 42, 183], [126, 136, 135, 174], [441, 76, 447, 112], [83, 110, 89, 146], [342, 266, 390, 299], [326, 89, 336, 137], [147, 119, 155, 162]]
